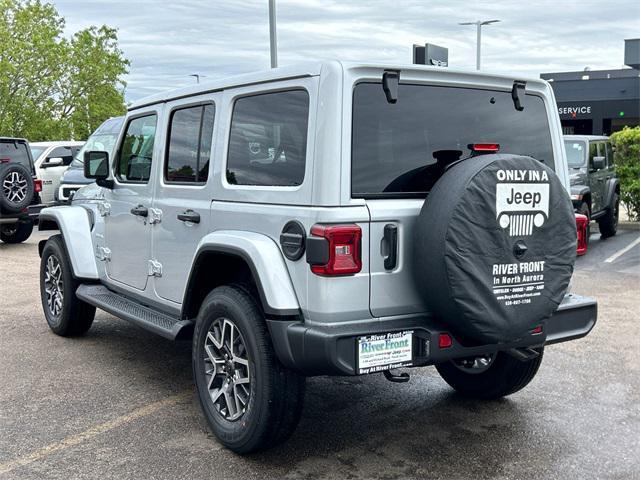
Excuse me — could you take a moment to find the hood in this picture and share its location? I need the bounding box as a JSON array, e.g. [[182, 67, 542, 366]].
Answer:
[[71, 182, 103, 202], [569, 168, 588, 187], [60, 163, 94, 185]]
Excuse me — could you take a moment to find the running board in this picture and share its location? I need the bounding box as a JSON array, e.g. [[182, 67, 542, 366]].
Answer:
[[76, 284, 192, 340]]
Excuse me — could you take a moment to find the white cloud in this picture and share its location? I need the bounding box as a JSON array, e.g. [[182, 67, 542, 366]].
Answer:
[[53, 0, 640, 101]]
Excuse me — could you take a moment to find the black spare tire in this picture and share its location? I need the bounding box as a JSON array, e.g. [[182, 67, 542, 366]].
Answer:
[[0, 163, 34, 213], [415, 154, 576, 344]]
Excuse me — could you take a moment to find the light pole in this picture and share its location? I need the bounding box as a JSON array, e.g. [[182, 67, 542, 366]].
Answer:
[[459, 19, 500, 70], [269, 0, 278, 68]]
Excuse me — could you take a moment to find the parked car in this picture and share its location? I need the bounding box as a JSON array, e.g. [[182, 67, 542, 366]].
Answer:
[[37, 62, 597, 453], [55, 117, 124, 203], [0, 137, 44, 243], [564, 135, 620, 241], [30, 141, 84, 204]]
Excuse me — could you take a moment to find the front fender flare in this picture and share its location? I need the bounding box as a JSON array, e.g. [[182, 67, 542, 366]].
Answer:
[[188, 231, 300, 316], [38, 206, 98, 280], [603, 178, 620, 210]]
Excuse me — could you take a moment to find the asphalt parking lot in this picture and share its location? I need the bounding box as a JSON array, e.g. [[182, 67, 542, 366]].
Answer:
[[1, 226, 639, 480]]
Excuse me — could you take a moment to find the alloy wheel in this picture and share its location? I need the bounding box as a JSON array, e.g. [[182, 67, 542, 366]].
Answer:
[[203, 318, 251, 421], [2, 171, 28, 204], [44, 255, 64, 318]]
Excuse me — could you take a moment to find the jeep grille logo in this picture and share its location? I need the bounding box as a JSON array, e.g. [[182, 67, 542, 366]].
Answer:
[[495, 169, 550, 237]]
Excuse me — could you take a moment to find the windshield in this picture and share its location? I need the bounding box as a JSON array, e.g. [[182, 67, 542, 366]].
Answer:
[[564, 140, 587, 168], [70, 117, 123, 167], [30, 146, 47, 161], [351, 83, 555, 197]]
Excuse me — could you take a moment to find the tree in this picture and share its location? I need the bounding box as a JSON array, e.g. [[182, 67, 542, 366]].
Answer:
[[0, 0, 129, 140], [610, 126, 640, 221]]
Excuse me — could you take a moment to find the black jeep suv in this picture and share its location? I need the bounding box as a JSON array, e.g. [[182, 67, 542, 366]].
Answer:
[[0, 137, 43, 243]]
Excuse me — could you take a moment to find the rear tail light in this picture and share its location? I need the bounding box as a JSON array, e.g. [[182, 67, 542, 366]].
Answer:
[[34, 179, 42, 193], [308, 224, 362, 276], [438, 333, 453, 349], [470, 143, 500, 153], [531, 325, 543, 335], [575, 213, 588, 256], [0, 157, 10, 164]]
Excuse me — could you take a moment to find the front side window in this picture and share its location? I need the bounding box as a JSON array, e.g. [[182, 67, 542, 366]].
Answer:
[[165, 104, 215, 183], [117, 114, 157, 183], [226, 90, 309, 187], [352, 83, 555, 197]]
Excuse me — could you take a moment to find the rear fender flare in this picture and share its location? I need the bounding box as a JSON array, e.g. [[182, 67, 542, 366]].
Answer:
[[185, 231, 300, 317], [38, 206, 98, 279]]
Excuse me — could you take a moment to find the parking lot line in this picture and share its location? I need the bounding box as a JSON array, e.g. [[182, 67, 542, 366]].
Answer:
[[604, 235, 640, 263], [0, 391, 191, 475]]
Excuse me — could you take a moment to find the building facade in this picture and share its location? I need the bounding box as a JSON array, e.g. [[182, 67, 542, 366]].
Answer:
[[541, 39, 639, 136]]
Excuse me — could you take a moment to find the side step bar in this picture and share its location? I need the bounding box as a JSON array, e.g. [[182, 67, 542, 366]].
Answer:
[[76, 284, 192, 340]]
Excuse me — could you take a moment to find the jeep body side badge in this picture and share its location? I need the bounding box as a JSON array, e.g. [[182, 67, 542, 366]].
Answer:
[[511, 80, 526, 111], [382, 70, 400, 104]]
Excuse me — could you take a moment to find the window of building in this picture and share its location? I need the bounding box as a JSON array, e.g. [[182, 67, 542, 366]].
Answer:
[[226, 90, 309, 187], [165, 104, 215, 183], [117, 114, 157, 183]]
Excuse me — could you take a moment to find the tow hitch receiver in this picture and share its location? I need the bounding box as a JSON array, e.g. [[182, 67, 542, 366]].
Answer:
[[383, 369, 410, 383]]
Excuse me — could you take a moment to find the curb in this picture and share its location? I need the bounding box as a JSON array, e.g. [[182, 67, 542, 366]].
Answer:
[[619, 221, 640, 231]]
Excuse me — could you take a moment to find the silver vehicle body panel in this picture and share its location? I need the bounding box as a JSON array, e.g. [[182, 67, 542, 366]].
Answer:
[[38, 205, 98, 279], [58, 60, 569, 326]]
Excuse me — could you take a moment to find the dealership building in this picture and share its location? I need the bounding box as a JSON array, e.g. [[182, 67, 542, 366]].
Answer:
[[540, 39, 639, 135]]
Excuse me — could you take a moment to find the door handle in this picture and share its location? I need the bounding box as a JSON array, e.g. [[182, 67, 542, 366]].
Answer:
[[177, 210, 200, 224], [383, 224, 398, 270], [130, 205, 148, 217]]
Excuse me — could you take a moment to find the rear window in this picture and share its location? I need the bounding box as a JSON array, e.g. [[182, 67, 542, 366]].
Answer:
[[564, 140, 587, 168], [0, 141, 32, 169], [351, 83, 554, 197]]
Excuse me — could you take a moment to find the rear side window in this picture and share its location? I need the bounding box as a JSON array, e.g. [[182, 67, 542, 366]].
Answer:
[[226, 90, 309, 187], [352, 83, 554, 197], [605, 142, 614, 167], [165, 104, 215, 183], [117, 114, 157, 183], [0, 141, 31, 168]]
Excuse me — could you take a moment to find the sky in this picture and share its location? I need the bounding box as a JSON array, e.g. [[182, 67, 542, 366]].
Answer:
[[54, 0, 640, 102]]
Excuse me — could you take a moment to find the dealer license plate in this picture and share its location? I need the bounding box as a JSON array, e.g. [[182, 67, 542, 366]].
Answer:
[[357, 330, 413, 375]]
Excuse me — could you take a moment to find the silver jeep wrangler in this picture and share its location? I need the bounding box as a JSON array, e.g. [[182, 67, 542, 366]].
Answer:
[[38, 61, 597, 453]]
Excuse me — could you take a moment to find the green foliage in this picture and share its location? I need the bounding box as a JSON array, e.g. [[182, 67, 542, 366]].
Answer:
[[610, 126, 640, 221], [0, 0, 129, 141]]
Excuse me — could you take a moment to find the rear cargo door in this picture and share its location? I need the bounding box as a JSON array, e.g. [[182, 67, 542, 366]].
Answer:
[[365, 199, 425, 317], [351, 81, 556, 318]]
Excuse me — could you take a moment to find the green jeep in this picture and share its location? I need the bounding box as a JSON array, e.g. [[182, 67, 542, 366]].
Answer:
[[564, 135, 620, 240]]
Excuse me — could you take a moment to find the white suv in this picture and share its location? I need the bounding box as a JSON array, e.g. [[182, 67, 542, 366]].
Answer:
[[37, 61, 597, 453]]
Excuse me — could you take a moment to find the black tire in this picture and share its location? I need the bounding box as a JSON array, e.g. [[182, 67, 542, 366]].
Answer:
[[192, 285, 305, 454], [598, 193, 619, 238], [0, 163, 34, 213], [436, 348, 544, 400], [40, 234, 95, 336], [0, 221, 33, 244], [578, 201, 591, 247]]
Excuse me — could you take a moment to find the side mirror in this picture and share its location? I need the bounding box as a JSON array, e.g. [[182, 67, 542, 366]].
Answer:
[[591, 156, 605, 171], [43, 157, 63, 167], [83, 150, 113, 188]]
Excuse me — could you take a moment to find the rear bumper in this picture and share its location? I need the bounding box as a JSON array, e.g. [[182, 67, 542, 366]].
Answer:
[[267, 293, 597, 376]]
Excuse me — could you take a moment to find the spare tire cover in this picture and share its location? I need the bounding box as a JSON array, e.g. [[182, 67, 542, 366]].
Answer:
[[415, 154, 576, 344]]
